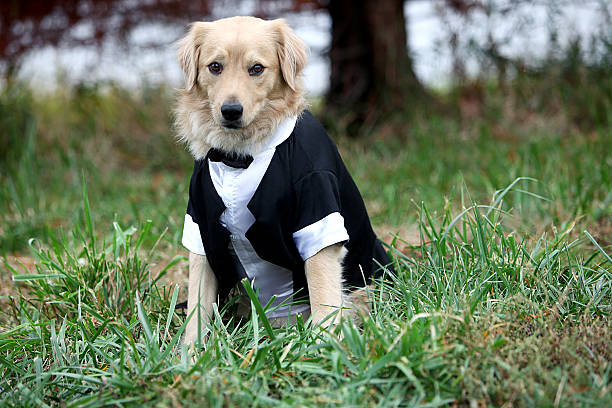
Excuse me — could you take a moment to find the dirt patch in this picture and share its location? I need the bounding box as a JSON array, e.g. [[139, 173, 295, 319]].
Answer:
[[507, 316, 612, 370], [1, 256, 38, 325], [149, 250, 190, 301], [588, 217, 612, 250], [1, 256, 37, 295], [447, 312, 612, 406], [375, 224, 421, 247]]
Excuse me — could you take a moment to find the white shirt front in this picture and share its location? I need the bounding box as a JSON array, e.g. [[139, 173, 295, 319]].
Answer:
[[182, 116, 348, 317]]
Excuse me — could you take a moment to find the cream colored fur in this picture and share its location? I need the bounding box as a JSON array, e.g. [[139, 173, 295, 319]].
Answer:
[[174, 16, 307, 158], [176, 17, 365, 345], [304, 244, 347, 326], [184, 252, 218, 345]]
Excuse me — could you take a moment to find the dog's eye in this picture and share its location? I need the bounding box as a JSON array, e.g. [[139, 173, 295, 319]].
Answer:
[[208, 62, 223, 75], [248, 64, 265, 76]]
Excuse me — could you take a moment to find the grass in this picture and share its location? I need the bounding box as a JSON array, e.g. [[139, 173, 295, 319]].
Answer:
[[0, 81, 611, 406]]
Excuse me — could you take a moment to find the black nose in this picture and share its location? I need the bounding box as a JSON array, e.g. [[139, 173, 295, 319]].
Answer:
[[221, 102, 243, 121]]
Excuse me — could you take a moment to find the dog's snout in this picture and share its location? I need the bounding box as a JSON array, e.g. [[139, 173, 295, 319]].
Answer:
[[221, 102, 243, 121]]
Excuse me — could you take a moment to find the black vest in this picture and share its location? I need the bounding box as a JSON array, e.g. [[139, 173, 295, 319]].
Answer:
[[186, 111, 392, 301]]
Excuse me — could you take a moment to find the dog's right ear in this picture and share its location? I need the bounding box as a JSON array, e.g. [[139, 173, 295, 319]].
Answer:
[[176, 23, 209, 91]]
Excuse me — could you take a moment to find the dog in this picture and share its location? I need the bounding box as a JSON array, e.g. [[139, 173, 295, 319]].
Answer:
[[174, 16, 391, 345]]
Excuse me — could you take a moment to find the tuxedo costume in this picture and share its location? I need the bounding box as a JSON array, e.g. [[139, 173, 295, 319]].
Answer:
[[182, 111, 392, 318]]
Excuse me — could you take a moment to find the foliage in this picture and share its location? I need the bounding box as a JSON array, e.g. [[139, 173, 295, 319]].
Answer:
[[0, 176, 610, 406], [0, 0, 322, 74], [0, 85, 35, 166], [0, 0, 210, 70], [0, 83, 188, 254], [1, 80, 611, 251], [438, 0, 612, 130], [512, 37, 612, 129], [0, 80, 610, 406]]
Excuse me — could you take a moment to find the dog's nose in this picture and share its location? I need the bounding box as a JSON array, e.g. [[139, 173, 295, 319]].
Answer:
[[221, 102, 243, 121]]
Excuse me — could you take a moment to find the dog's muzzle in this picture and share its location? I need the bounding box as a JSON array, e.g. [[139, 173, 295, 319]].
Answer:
[[221, 101, 243, 128]]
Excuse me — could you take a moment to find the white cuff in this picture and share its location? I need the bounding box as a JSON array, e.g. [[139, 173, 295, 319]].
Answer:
[[182, 214, 206, 255], [292, 212, 349, 260]]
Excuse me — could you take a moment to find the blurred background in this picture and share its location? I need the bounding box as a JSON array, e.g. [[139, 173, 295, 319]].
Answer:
[[1, 0, 611, 260]]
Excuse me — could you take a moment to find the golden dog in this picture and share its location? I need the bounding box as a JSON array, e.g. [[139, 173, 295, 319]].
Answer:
[[175, 17, 385, 345]]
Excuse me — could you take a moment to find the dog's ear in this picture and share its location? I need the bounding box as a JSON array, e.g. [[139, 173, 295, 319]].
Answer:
[[176, 22, 209, 91], [272, 19, 308, 92]]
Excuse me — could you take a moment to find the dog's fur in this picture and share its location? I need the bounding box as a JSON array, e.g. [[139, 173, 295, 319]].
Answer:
[[175, 16, 307, 158], [175, 17, 363, 345]]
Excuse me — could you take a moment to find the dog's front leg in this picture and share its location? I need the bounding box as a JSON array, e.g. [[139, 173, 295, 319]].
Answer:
[[304, 243, 347, 327], [184, 252, 218, 345]]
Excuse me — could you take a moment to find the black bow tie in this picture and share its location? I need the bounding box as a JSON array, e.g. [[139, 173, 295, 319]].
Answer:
[[208, 148, 254, 169]]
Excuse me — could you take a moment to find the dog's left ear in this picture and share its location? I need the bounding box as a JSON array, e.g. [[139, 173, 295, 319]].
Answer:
[[272, 19, 308, 92]]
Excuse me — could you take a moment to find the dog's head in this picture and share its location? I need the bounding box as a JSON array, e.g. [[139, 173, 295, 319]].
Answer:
[[175, 16, 307, 158]]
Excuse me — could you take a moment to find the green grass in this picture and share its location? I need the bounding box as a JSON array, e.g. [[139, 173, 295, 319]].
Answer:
[[0, 82, 611, 406], [1, 179, 610, 407], [0, 84, 188, 254]]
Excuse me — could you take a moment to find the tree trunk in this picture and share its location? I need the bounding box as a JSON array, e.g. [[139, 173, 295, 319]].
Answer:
[[327, 0, 428, 129]]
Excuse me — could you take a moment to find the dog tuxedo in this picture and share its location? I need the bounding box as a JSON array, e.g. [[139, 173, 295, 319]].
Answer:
[[182, 111, 391, 318]]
